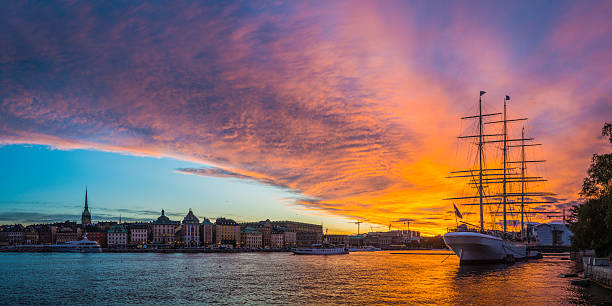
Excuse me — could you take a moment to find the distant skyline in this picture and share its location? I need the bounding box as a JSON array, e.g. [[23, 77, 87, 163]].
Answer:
[[0, 145, 351, 232], [1, 1, 611, 235]]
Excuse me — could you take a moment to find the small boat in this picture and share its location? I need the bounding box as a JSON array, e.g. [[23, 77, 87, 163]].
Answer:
[[348, 246, 381, 252], [292, 244, 349, 255], [50, 234, 102, 253]]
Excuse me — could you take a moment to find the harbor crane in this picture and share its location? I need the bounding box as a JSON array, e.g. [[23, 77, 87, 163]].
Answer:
[[350, 220, 364, 235]]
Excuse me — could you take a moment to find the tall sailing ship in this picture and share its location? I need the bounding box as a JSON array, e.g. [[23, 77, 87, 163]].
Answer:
[[443, 91, 555, 264]]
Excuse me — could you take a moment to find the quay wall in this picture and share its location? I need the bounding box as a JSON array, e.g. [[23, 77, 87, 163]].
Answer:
[[583, 257, 612, 289]]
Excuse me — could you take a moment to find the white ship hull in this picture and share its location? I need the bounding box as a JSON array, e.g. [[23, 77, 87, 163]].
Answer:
[[348, 246, 381, 252], [292, 247, 349, 255], [443, 232, 538, 264], [50, 246, 102, 253], [49, 236, 103, 253]]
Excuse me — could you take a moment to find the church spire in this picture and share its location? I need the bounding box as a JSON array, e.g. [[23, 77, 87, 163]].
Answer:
[[81, 187, 92, 225]]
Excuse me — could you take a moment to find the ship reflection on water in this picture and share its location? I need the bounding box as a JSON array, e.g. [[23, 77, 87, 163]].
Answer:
[[0, 250, 609, 304]]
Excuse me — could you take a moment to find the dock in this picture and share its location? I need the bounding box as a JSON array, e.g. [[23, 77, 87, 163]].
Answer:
[[583, 257, 612, 289]]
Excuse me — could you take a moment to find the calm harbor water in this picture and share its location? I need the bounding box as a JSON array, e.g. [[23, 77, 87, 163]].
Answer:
[[1, 250, 610, 305]]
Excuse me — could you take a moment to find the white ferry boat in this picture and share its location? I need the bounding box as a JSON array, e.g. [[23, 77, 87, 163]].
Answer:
[[50, 234, 102, 253], [348, 246, 381, 252], [292, 244, 349, 255]]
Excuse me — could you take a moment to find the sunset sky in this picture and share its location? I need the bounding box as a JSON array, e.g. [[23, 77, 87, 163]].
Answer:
[[0, 1, 610, 235]]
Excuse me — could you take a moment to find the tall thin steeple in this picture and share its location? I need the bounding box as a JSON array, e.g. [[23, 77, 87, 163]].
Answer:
[[81, 187, 92, 225]]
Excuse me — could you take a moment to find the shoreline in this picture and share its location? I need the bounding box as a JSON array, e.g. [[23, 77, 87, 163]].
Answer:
[[0, 246, 439, 254]]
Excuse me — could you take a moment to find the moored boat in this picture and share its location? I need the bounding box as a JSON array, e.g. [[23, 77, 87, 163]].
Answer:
[[348, 246, 381, 252], [292, 244, 349, 255], [443, 231, 539, 263], [49, 234, 102, 253], [443, 92, 551, 264]]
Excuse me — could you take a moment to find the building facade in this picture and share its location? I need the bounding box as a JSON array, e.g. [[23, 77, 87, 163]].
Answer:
[[55, 226, 81, 243], [533, 223, 573, 247], [241, 219, 272, 248], [152, 210, 180, 244], [271, 221, 322, 247], [107, 224, 128, 247], [84, 229, 107, 248], [182, 209, 200, 246], [6, 225, 25, 245], [271, 232, 284, 249], [129, 224, 149, 244], [325, 234, 348, 245], [201, 218, 214, 245], [23, 226, 39, 244], [240, 227, 263, 249], [283, 231, 297, 247], [215, 218, 240, 246], [35, 225, 53, 244]]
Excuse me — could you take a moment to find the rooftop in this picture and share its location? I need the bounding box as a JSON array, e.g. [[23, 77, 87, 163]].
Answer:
[[215, 217, 238, 226], [153, 209, 179, 225]]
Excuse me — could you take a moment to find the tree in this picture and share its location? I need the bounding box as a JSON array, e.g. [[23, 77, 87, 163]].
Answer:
[[603, 122, 612, 144], [580, 122, 612, 198], [568, 122, 612, 257], [568, 194, 611, 256]]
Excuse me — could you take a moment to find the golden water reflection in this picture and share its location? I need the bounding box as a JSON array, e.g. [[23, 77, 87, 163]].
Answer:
[[0, 251, 609, 304]]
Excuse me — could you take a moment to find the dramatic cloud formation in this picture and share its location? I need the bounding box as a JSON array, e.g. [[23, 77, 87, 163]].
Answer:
[[0, 1, 610, 234]]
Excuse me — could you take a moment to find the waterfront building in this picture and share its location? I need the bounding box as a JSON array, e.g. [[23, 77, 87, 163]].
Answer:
[[325, 234, 348, 245], [32, 224, 53, 244], [215, 217, 240, 246], [182, 209, 200, 246], [271, 221, 322, 247], [5, 224, 25, 245], [271, 231, 284, 249], [241, 219, 272, 248], [532, 222, 573, 247], [295, 231, 322, 247], [174, 225, 184, 244], [128, 223, 149, 244], [0, 227, 7, 246], [81, 188, 92, 225], [152, 210, 180, 244], [83, 225, 107, 248], [107, 224, 128, 247], [23, 226, 39, 244], [18, 224, 50, 244], [201, 218, 214, 245], [96, 221, 118, 232], [55, 226, 82, 243], [271, 232, 283, 248], [283, 231, 297, 247], [347, 234, 366, 247], [240, 227, 263, 249], [363, 232, 392, 248]]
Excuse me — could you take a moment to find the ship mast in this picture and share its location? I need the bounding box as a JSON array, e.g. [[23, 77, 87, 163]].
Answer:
[[445, 92, 560, 235], [520, 127, 526, 239], [502, 97, 508, 233], [478, 92, 485, 232]]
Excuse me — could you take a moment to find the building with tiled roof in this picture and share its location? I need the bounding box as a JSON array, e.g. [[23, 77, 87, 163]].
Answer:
[[152, 209, 179, 244], [107, 224, 128, 247], [182, 209, 200, 246], [215, 217, 240, 246]]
